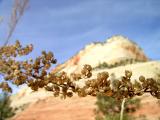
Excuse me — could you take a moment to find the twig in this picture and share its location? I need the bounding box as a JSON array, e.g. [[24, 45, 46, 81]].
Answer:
[[4, 0, 29, 46]]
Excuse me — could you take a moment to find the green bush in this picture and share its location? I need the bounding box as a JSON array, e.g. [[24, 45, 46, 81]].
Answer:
[[95, 94, 140, 120], [0, 92, 15, 120], [93, 59, 146, 70]]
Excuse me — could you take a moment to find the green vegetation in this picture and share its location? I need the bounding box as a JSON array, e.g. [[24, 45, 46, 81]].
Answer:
[[0, 92, 15, 120], [95, 94, 140, 120], [93, 59, 146, 70]]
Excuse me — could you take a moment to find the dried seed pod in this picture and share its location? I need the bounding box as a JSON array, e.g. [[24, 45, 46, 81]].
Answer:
[[139, 76, 145, 82], [53, 91, 59, 97], [78, 88, 87, 97], [45, 86, 53, 91], [125, 70, 132, 78], [66, 92, 73, 97]]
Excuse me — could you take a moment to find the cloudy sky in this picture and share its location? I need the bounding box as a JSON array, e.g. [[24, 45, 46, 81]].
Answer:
[[0, 0, 160, 63]]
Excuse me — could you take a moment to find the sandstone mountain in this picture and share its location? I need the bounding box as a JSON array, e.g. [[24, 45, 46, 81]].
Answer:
[[52, 35, 148, 74], [11, 35, 160, 120]]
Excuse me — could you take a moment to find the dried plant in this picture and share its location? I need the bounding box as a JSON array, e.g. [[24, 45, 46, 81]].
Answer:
[[0, 16, 3, 24], [4, 0, 29, 46], [0, 41, 160, 100], [1, 41, 160, 120]]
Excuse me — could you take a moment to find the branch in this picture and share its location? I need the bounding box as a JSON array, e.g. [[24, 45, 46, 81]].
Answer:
[[4, 0, 29, 46]]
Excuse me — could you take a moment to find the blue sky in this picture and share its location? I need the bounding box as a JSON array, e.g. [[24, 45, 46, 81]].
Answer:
[[0, 0, 160, 94], [0, 0, 160, 63]]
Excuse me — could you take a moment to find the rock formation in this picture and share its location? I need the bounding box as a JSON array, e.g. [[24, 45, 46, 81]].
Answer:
[[11, 35, 160, 120]]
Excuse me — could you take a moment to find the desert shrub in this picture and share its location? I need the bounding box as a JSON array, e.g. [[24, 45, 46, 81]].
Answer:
[[0, 92, 15, 120], [95, 94, 140, 120], [96, 113, 131, 120], [94, 62, 109, 69], [93, 59, 146, 70]]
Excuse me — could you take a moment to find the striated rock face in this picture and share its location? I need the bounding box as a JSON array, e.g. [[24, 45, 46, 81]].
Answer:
[[10, 87, 53, 108], [12, 94, 160, 120], [52, 35, 148, 74], [12, 96, 97, 120]]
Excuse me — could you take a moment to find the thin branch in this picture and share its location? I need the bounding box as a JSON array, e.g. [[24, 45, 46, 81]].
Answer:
[[0, 16, 3, 24], [4, 0, 29, 46]]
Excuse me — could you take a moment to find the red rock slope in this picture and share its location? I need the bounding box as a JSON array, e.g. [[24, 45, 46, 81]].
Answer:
[[12, 96, 97, 120]]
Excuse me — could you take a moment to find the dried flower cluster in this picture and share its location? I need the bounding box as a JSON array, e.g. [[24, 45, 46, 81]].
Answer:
[[0, 41, 160, 100], [0, 40, 56, 92]]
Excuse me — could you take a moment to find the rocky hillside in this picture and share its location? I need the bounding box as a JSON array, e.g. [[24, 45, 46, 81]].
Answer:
[[12, 61, 160, 120], [10, 35, 160, 120], [52, 35, 148, 74], [11, 94, 160, 120]]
